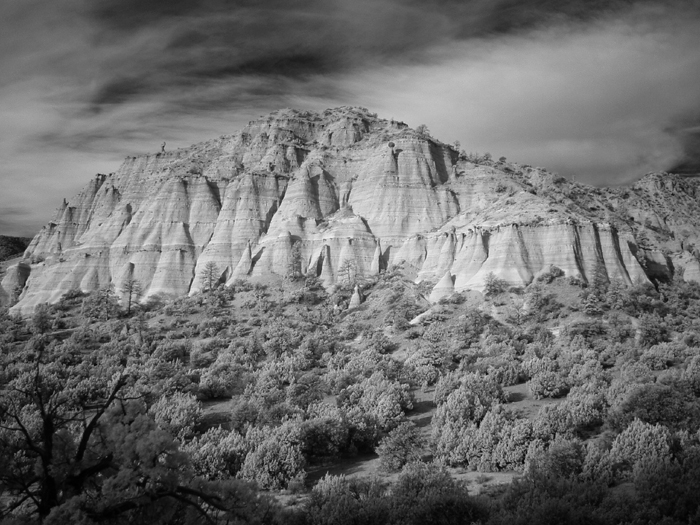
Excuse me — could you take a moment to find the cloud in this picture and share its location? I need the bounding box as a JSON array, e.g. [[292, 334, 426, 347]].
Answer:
[[0, 0, 699, 236], [334, 4, 700, 184]]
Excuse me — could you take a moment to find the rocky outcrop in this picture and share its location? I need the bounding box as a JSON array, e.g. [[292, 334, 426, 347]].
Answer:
[[348, 285, 363, 309], [5, 106, 700, 314], [429, 271, 455, 303]]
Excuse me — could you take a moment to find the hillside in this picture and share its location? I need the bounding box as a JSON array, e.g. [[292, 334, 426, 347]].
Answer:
[[2, 261, 700, 523], [3, 107, 700, 314], [0, 235, 29, 262]]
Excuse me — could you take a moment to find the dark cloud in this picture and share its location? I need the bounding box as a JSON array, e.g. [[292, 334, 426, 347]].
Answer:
[[81, 0, 669, 111], [91, 77, 147, 107], [670, 128, 700, 176], [0, 0, 699, 236]]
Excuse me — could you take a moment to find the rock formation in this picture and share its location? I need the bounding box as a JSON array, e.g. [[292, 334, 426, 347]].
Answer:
[[5, 106, 700, 314], [348, 285, 363, 309]]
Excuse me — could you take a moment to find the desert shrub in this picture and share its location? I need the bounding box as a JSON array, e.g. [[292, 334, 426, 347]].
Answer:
[[521, 355, 557, 379], [298, 414, 351, 460], [404, 344, 449, 387], [526, 283, 564, 319], [605, 312, 635, 343], [682, 331, 700, 347], [298, 330, 341, 362], [197, 317, 229, 337], [149, 391, 202, 440], [433, 372, 461, 405], [197, 363, 241, 399], [376, 421, 423, 472], [486, 360, 522, 387], [607, 380, 700, 431], [682, 355, 700, 395], [183, 427, 248, 480], [366, 331, 398, 354], [638, 312, 670, 347], [0, 311, 25, 343], [261, 321, 305, 358], [630, 442, 700, 523], [531, 405, 575, 441], [432, 373, 504, 429], [338, 372, 413, 446], [560, 384, 608, 430], [459, 308, 490, 347], [82, 288, 120, 321], [306, 474, 388, 525], [422, 321, 449, 343], [286, 372, 324, 410], [310, 464, 486, 525], [189, 343, 217, 368], [55, 288, 87, 309], [485, 272, 508, 296], [244, 361, 292, 408], [229, 398, 266, 431], [525, 435, 585, 479], [528, 370, 570, 399], [337, 321, 368, 340], [133, 355, 197, 400], [325, 348, 403, 393], [567, 358, 606, 388], [239, 423, 307, 490], [536, 265, 565, 284], [385, 298, 424, 330], [639, 344, 675, 370], [446, 292, 467, 304], [390, 462, 488, 525], [609, 419, 672, 476], [433, 405, 531, 471], [580, 442, 615, 485], [152, 339, 191, 362]]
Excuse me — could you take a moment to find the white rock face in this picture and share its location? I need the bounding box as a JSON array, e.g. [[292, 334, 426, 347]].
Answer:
[[429, 272, 455, 303], [6, 107, 700, 314]]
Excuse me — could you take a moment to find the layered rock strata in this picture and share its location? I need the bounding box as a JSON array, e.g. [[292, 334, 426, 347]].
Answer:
[[6, 107, 700, 313]]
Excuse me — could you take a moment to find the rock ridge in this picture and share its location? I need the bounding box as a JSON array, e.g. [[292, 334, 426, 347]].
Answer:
[[5, 106, 700, 313]]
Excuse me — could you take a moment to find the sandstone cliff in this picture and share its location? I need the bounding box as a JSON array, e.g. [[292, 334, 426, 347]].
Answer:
[[5, 107, 700, 313]]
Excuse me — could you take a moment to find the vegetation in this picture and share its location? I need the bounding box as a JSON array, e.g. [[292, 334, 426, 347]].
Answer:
[[120, 278, 142, 315], [200, 261, 221, 293], [3, 270, 700, 524], [0, 235, 30, 262]]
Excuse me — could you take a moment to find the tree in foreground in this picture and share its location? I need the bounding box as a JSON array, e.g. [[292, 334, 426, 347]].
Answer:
[[0, 341, 276, 524]]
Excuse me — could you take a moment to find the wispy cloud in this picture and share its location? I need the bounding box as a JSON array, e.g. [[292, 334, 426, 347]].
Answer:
[[0, 0, 698, 235], [346, 6, 700, 184]]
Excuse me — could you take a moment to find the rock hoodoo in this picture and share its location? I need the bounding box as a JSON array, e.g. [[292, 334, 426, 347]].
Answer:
[[5, 106, 700, 314]]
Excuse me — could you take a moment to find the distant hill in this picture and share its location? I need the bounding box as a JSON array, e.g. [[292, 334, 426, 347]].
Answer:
[[0, 236, 29, 262]]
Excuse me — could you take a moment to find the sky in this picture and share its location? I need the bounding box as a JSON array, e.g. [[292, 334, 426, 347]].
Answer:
[[1, 0, 700, 237]]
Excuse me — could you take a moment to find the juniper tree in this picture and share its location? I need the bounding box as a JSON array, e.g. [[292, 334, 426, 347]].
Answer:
[[416, 124, 430, 136], [287, 241, 302, 281], [31, 303, 52, 334], [200, 261, 220, 292], [484, 272, 507, 296], [120, 278, 142, 315], [0, 341, 269, 523], [337, 259, 359, 287]]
